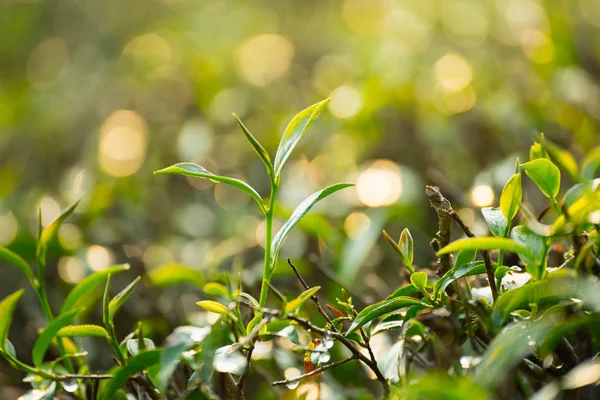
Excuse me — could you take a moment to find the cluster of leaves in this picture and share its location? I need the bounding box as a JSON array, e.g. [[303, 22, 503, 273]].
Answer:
[[0, 201, 152, 399], [1, 99, 600, 400]]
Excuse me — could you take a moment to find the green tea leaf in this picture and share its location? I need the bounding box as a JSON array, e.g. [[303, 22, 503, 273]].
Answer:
[[37, 199, 80, 266], [60, 264, 130, 315], [33, 308, 82, 367], [233, 113, 273, 178], [434, 261, 486, 297], [0, 247, 35, 284], [154, 162, 266, 215], [0, 290, 23, 352], [273, 99, 329, 179], [399, 228, 414, 267], [455, 249, 477, 268], [410, 272, 428, 291], [481, 207, 507, 237], [437, 237, 534, 261], [386, 284, 419, 300], [108, 276, 141, 321], [147, 264, 204, 288], [499, 173, 522, 221], [284, 286, 320, 313], [520, 159, 561, 199], [383, 230, 414, 273], [57, 324, 109, 338], [510, 225, 548, 280], [346, 297, 428, 335], [582, 147, 600, 180], [271, 183, 353, 265], [158, 326, 210, 392], [98, 349, 162, 400]]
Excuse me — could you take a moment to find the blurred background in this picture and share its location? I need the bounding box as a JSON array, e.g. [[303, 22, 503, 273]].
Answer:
[[1, 0, 600, 396]]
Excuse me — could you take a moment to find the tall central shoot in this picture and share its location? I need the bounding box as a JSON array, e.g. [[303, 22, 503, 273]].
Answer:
[[155, 99, 353, 324]]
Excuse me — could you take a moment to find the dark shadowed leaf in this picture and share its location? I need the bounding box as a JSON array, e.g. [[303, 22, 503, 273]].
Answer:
[[98, 350, 162, 400], [33, 308, 82, 367], [0, 247, 34, 284], [475, 318, 554, 388]]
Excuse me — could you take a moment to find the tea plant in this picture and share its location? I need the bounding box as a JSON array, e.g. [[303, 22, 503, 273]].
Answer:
[[0, 201, 151, 399], [1, 98, 600, 400]]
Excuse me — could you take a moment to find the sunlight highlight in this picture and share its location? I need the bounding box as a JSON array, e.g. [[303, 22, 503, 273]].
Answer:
[[236, 34, 294, 86], [99, 110, 148, 177], [471, 184, 495, 207], [329, 85, 362, 119], [86, 245, 113, 271], [356, 160, 403, 207], [435, 53, 473, 92]]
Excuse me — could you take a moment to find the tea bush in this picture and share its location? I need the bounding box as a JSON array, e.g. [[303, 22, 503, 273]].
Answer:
[[1, 101, 600, 399]]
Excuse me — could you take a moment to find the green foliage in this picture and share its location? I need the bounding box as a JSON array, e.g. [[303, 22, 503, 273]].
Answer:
[[154, 162, 267, 215], [1, 96, 599, 400], [272, 99, 329, 180], [32, 308, 82, 367], [437, 236, 534, 260], [0, 290, 23, 353], [60, 264, 130, 314], [520, 158, 561, 199], [270, 183, 353, 267]]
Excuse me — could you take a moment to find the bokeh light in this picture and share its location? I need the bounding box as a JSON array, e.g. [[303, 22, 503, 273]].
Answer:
[[470, 184, 495, 207], [235, 34, 294, 86], [99, 110, 148, 177], [0, 211, 18, 245], [329, 85, 363, 119], [27, 37, 69, 90], [344, 211, 371, 240], [356, 160, 403, 207], [435, 53, 473, 92], [58, 256, 86, 284], [86, 245, 113, 271]]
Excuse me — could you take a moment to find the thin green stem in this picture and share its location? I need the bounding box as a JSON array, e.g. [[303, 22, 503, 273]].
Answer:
[[36, 262, 76, 374], [550, 196, 561, 216], [258, 182, 278, 308]]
